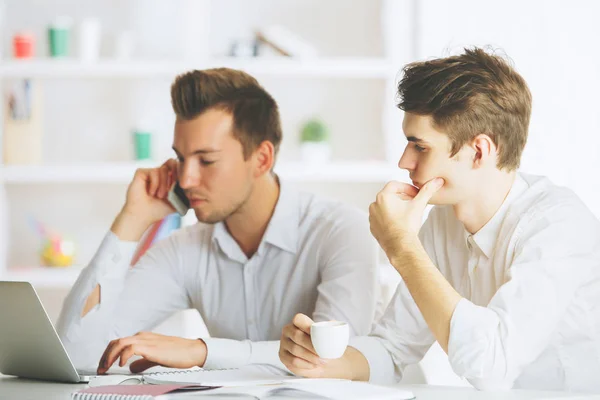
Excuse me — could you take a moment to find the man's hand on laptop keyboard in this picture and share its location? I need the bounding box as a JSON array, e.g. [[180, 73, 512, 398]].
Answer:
[[97, 332, 208, 374]]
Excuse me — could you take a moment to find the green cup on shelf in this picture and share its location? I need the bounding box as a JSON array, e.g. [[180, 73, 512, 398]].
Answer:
[[133, 131, 152, 160], [48, 17, 72, 57]]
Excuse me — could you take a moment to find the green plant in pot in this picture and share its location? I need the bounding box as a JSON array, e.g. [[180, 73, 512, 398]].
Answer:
[[300, 119, 331, 164]]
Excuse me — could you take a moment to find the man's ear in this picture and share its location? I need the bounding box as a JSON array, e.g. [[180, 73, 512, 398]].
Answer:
[[252, 140, 275, 177], [470, 134, 496, 169]]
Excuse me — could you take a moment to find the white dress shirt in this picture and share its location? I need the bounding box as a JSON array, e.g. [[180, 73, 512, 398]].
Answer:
[[57, 180, 378, 371], [350, 173, 600, 392]]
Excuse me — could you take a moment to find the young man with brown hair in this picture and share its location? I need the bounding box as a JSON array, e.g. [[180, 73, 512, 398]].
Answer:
[[57, 68, 378, 374], [279, 48, 600, 392]]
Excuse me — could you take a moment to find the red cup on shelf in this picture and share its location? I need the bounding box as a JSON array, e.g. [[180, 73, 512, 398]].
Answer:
[[13, 33, 35, 59]]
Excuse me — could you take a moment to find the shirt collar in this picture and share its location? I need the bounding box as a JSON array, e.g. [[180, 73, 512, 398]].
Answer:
[[211, 221, 246, 263], [465, 173, 528, 258], [260, 178, 299, 254], [211, 177, 299, 260]]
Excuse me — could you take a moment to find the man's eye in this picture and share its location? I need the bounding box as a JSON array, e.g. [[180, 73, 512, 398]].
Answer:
[[200, 160, 215, 166], [415, 144, 426, 152]]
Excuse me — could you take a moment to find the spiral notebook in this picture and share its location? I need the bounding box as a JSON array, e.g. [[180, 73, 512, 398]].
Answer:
[[73, 380, 414, 400], [71, 383, 216, 400], [73, 366, 415, 400]]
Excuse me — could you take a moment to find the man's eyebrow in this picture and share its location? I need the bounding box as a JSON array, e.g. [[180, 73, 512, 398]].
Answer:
[[406, 136, 428, 144], [172, 147, 221, 155]]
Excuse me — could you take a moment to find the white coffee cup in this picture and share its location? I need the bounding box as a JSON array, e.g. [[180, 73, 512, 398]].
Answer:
[[310, 321, 349, 359]]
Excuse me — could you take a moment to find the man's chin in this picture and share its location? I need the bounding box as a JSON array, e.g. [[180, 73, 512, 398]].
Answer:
[[194, 209, 226, 225]]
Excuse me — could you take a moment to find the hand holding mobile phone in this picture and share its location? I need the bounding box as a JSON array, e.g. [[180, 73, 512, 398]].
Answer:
[[167, 182, 190, 216]]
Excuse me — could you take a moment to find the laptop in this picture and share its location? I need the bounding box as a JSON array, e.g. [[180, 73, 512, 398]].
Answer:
[[0, 281, 116, 383]]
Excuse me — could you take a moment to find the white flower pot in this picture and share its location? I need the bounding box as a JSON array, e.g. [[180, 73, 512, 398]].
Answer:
[[300, 142, 331, 164]]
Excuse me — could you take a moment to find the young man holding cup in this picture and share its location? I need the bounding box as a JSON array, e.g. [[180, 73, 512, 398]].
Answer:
[[57, 68, 379, 374], [279, 48, 600, 392]]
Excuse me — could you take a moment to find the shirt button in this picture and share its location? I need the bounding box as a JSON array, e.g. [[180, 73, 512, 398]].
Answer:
[[467, 236, 476, 250]]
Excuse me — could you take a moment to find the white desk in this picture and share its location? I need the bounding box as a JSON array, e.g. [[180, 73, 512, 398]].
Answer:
[[400, 384, 600, 400], [1, 374, 599, 400]]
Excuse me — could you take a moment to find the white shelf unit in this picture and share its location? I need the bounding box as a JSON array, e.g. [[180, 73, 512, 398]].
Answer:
[[0, 0, 412, 288], [0, 161, 408, 184], [2, 264, 398, 290], [0, 58, 395, 79], [1, 266, 84, 289]]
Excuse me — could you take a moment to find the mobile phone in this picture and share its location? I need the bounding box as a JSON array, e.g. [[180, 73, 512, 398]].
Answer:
[[167, 181, 190, 216]]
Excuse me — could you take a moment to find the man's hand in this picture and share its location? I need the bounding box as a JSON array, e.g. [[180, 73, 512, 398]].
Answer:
[[279, 314, 328, 378], [279, 314, 369, 381], [369, 178, 444, 261], [370, 177, 463, 354], [111, 159, 179, 242], [97, 332, 207, 374], [82, 160, 180, 317]]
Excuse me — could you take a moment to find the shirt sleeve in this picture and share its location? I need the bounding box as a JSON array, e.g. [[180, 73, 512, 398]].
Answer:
[[56, 230, 190, 370], [349, 279, 436, 385], [202, 339, 287, 372], [447, 204, 600, 390]]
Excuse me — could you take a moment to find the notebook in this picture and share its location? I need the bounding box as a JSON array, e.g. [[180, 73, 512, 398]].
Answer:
[[76, 366, 415, 400], [170, 380, 415, 400], [71, 383, 216, 400]]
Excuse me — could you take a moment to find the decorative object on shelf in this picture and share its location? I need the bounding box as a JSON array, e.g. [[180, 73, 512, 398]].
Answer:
[[255, 25, 318, 58], [40, 237, 75, 267], [299, 118, 331, 164], [133, 130, 152, 160], [3, 79, 43, 164], [77, 18, 101, 62], [229, 36, 259, 58], [12, 33, 35, 59], [48, 17, 72, 58], [28, 217, 75, 268]]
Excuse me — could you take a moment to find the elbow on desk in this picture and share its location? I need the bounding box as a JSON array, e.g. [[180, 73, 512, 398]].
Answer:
[[448, 337, 517, 391], [450, 354, 516, 391]]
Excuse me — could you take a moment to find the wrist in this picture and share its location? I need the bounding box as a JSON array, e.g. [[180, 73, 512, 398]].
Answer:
[[337, 347, 368, 381], [388, 233, 422, 269], [110, 208, 153, 242]]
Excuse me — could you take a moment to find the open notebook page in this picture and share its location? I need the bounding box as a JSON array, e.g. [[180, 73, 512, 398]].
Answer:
[[167, 380, 415, 400]]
